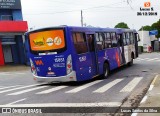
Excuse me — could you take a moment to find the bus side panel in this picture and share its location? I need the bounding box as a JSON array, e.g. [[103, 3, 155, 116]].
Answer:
[[74, 53, 95, 81], [124, 46, 129, 63], [97, 48, 122, 74], [124, 44, 135, 63], [68, 28, 96, 82], [96, 50, 105, 75], [106, 48, 121, 70]]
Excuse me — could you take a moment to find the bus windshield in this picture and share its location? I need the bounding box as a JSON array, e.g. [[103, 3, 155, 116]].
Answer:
[[29, 29, 65, 52]]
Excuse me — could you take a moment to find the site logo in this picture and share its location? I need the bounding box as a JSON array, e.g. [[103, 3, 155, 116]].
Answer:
[[137, 1, 157, 16], [144, 2, 151, 7], [46, 38, 54, 46]]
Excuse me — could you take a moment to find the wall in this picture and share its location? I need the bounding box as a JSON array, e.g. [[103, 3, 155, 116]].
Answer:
[[0, 9, 12, 19], [12, 10, 23, 20], [16, 36, 25, 64], [138, 31, 151, 52], [0, 39, 4, 65]]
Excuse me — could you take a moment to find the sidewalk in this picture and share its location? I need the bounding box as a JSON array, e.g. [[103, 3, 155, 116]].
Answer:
[[0, 65, 30, 72], [134, 75, 160, 116]]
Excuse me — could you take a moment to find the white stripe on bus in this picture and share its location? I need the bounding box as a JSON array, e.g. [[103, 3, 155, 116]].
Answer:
[[120, 77, 143, 92], [66, 80, 103, 93], [93, 79, 123, 93]]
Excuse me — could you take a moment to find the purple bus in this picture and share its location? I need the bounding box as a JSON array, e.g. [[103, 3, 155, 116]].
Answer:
[[25, 26, 139, 83]]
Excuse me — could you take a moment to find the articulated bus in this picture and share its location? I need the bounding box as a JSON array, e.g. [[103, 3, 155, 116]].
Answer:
[[25, 26, 139, 83]]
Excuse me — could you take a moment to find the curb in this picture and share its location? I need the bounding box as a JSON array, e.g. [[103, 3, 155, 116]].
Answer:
[[131, 75, 159, 116]]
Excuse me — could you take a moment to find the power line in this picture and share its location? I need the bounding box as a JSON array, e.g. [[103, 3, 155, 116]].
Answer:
[[23, 1, 126, 15], [127, 0, 134, 10]]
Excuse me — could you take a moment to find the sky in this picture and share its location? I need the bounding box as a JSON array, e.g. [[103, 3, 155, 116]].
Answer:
[[21, 0, 160, 30]]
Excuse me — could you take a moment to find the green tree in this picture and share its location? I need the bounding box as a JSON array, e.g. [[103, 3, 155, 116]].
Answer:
[[114, 22, 129, 29], [139, 25, 152, 31], [151, 19, 160, 38]]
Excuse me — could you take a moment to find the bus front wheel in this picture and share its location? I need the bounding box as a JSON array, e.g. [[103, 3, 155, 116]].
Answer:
[[103, 63, 109, 78]]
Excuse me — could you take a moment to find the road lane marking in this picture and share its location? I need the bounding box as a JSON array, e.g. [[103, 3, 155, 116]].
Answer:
[[93, 79, 123, 93], [148, 85, 154, 91], [147, 58, 159, 61], [136, 58, 149, 61], [66, 80, 103, 93], [0, 72, 26, 75], [6, 98, 27, 105], [120, 77, 143, 92], [0, 84, 41, 94], [131, 113, 138, 116], [36, 86, 68, 94], [8, 86, 48, 95], [151, 75, 158, 85], [140, 95, 148, 104], [0, 102, 121, 107], [149, 75, 159, 91], [0, 85, 21, 90]]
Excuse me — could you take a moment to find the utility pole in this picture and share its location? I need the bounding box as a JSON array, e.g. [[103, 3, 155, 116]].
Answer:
[[81, 10, 83, 27]]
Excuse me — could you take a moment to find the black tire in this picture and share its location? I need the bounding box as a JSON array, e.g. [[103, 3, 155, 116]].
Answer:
[[128, 57, 133, 66], [103, 63, 109, 78]]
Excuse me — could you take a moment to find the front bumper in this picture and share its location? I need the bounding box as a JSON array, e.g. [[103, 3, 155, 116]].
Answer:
[[33, 71, 77, 83]]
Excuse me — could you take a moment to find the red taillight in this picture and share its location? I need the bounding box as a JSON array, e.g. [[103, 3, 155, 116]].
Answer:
[[31, 66, 35, 71], [30, 59, 37, 76], [67, 64, 71, 68], [67, 55, 73, 74]]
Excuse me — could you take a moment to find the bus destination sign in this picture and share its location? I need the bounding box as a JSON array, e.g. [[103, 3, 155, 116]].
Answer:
[[0, 0, 21, 9]]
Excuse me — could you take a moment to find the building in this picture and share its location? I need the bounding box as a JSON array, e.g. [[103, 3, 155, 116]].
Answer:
[[138, 31, 157, 52], [0, 0, 28, 66]]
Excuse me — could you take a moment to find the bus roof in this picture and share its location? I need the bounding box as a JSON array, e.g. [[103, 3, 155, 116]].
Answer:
[[116, 28, 137, 34], [26, 26, 118, 34], [26, 26, 137, 35]]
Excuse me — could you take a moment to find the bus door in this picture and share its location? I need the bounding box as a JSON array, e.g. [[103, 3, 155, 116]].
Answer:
[[134, 33, 139, 58], [72, 32, 97, 81], [118, 34, 126, 65], [86, 34, 98, 77]]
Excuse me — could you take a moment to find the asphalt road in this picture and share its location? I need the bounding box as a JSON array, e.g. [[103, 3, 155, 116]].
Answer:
[[0, 53, 160, 116]]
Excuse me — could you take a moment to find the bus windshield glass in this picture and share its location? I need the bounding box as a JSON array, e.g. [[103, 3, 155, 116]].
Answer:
[[29, 29, 65, 52]]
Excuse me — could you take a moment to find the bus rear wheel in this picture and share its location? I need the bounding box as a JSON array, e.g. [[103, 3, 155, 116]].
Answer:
[[128, 57, 133, 66], [103, 63, 109, 78]]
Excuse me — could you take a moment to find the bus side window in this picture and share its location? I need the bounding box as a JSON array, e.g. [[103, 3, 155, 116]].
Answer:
[[72, 33, 77, 44], [96, 33, 104, 50], [87, 34, 94, 52], [111, 32, 118, 47], [72, 32, 88, 54], [130, 32, 134, 44], [117, 34, 121, 46], [123, 33, 127, 46], [104, 33, 112, 48], [126, 32, 131, 45]]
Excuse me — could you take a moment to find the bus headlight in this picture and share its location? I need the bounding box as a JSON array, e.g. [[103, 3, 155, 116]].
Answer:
[[30, 59, 37, 76], [66, 55, 73, 74]]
